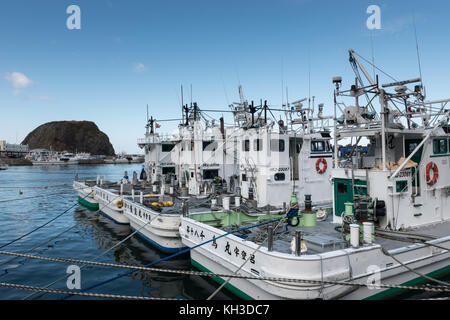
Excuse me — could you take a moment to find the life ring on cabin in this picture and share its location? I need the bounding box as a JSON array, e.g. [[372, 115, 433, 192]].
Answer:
[[426, 162, 439, 186], [315, 158, 327, 174]]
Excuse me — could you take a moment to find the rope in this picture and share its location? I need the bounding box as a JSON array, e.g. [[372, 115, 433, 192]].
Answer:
[[380, 245, 450, 287], [0, 192, 90, 250], [207, 212, 289, 300], [0, 282, 177, 300], [23, 191, 134, 300], [0, 250, 448, 293], [0, 183, 97, 204], [60, 217, 285, 300], [0, 225, 78, 267]]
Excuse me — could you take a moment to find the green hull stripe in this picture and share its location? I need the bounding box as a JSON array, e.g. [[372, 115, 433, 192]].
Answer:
[[78, 196, 99, 211], [191, 258, 254, 300], [364, 264, 450, 300]]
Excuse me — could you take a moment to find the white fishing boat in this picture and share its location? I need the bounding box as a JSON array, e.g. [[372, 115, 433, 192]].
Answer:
[[93, 178, 132, 225], [73, 176, 100, 211], [27, 149, 79, 165], [179, 51, 450, 300], [124, 102, 240, 253]]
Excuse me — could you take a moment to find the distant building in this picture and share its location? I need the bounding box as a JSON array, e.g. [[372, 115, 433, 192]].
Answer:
[[0, 140, 29, 158]]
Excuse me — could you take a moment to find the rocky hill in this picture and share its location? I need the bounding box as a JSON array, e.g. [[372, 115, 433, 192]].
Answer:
[[22, 121, 115, 156]]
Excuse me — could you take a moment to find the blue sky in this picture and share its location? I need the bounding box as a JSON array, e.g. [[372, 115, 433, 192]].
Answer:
[[1, 0, 450, 153]]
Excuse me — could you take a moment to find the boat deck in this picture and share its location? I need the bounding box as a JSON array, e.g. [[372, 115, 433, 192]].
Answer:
[[216, 214, 450, 255]]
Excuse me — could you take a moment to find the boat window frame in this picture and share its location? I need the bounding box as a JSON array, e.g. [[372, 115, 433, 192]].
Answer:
[[254, 138, 263, 152], [270, 139, 285, 152], [433, 138, 449, 155]]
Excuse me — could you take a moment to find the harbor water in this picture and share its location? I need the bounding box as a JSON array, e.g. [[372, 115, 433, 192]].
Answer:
[[0, 165, 448, 300], [0, 164, 234, 300]]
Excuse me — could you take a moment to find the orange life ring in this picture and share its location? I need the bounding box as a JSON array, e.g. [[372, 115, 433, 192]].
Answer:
[[426, 162, 439, 186], [315, 158, 327, 174]]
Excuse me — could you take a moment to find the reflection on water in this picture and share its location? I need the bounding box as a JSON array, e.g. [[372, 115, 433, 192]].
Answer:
[[73, 207, 189, 299]]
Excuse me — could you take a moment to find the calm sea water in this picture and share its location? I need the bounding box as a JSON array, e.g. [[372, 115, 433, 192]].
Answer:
[[0, 165, 448, 300], [0, 164, 234, 300]]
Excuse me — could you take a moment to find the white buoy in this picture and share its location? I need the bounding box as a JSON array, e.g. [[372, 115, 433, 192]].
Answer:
[[363, 222, 374, 245], [235, 196, 240, 207], [132, 189, 135, 201], [223, 197, 230, 210], [350, 224, 360, 248], [152, 185, 157, 193], [170, 186, 174, 195], [211, 198, 217, 207], [140, 191, 143, 204]]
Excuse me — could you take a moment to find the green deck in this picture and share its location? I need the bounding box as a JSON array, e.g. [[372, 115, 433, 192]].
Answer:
[[189, 210, 282, 228]]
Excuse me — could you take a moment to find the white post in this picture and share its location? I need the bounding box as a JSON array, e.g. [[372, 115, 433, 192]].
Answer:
[[120, 183, 123, 195], [96, 175, 100, 185], [235, 196, 240, 207], [140, 191, 143, 204], [363, 222, 373, 245], [132, 189, 135, 201], [350, 224, 360, 248], [223, 197, 230, 210]]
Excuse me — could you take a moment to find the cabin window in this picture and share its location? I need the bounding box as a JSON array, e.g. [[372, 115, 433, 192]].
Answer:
[[203, 169, 219, 180], [242, 174, 247, 182], [433, 138, 448, 155], [337, 183, 348, 194], [311, 141, 326, 152], [162, 167, 176, 175], [242, 140, 250, 152], [274, 173, 285, 181], [162, 144, 175, 152], [254, 139, 263, 151], [203, 140, 216, 151], [396, 180, 408, 193], [270, 139, 285, 152], [191, 172, 194, 178]]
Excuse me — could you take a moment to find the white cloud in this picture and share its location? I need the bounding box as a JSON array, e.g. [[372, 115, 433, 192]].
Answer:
[[5, 72, 33, 89], [133, 62, 147, 73]]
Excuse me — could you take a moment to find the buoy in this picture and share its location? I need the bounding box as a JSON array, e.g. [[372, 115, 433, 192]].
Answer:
[[315, 158, 327, 174], [426, 162, 439, 186]]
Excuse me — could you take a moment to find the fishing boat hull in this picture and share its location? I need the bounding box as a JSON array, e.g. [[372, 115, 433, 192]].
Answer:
[[123, 199, 185, 253], [93, 186, 129, 225], [180, 217, 450, 300], [73, 181, 99, 210]]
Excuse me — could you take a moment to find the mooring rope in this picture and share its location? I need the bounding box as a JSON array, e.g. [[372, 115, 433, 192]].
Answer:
[[0, 250, 448, 293], [0, 282, 177, 300], [60, 217, 285, 300], [22, 190, 131, 300]]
